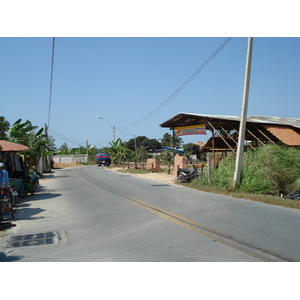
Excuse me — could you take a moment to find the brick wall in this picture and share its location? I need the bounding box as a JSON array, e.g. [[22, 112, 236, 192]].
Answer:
[[146, 158, 161, 172], [172, 154, 192, 175]]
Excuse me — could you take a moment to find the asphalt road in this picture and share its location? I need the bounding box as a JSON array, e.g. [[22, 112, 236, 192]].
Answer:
[[1, 165, 300, 262]]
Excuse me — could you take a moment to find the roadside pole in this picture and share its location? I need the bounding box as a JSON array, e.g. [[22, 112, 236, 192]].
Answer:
[[233, 37, 253, 188]]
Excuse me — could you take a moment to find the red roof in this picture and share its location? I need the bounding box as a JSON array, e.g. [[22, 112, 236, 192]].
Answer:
[[0, 140, 29, 152]]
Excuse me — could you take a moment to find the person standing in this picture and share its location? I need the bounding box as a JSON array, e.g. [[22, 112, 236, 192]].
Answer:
[[0, 162, 9, 187]]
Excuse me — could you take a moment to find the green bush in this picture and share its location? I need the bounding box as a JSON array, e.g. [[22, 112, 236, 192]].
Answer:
[[257, 145, 300, 195], [192, 145, 300, 195]]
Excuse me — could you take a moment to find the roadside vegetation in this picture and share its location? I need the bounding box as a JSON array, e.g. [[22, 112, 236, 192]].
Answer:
[[1, 117, 53, 170], [113, 144, 300, 209], [190, 145, 300, 195], [188, 144, 300, 209]]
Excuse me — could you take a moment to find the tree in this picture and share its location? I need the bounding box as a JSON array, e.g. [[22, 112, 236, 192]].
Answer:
[[135, 146, 149, 162], [58, 143, 69, 154], [25, 128, 48, 169], [9, 119, 38, 146], [160, 132, 183, 148], [160, 133, 172, 147], [9, 119, 47, 169], [104, 138, 133, 165], [183, 143, 201, 159], [126, 136, 161, 153], [0, 116, 10, 140]]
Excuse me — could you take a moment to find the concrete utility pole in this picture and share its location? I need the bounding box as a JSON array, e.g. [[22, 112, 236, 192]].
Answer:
[[233, 37, 253, 188]]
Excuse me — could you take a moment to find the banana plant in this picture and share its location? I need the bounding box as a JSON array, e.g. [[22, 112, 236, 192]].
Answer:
[[104, 138, 133, 165], [9, 119, 48, 169]]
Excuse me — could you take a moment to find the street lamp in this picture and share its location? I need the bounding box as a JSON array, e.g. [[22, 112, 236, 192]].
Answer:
[[97, 116, 116, 142]]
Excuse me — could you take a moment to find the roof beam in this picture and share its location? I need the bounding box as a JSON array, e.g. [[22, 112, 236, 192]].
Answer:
[[206, 119, 236, 153], [253, 125, 277, 145]]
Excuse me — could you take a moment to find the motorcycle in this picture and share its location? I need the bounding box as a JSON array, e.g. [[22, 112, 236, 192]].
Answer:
[[0, 185, 17, 219], [18, 171, 40, 198], [176, 166, 200, 183]]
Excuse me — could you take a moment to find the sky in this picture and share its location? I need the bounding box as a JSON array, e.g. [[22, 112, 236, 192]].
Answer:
[[1, 3, 300, 150]]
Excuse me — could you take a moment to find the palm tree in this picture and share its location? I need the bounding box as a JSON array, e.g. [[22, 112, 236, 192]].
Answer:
[[160, 133, 172, 147], [0, 116, 10, 140], [160, 132, 183, 148]]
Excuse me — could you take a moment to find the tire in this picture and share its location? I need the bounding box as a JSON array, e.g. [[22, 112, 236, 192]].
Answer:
[[31, 187, 37, 195], [177, 174, 186, 183], [11, 193, 16, 207], [19, 185, 28, 198], [1, 195, 14, 218]]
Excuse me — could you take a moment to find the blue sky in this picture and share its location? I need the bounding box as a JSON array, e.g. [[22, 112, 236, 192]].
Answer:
[[1, 36, 299, 148]]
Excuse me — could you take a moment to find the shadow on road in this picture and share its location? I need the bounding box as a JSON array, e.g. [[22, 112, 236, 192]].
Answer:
[[0, 251, 24, 262], [13, 192, 62, 220], [19, 192, 62, 202]]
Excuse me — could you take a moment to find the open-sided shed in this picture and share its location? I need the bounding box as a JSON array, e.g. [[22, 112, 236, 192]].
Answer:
[[160, 113, 300, 153]]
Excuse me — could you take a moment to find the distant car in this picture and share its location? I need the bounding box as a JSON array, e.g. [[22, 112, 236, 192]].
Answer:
[[95, 153, 111, 166]]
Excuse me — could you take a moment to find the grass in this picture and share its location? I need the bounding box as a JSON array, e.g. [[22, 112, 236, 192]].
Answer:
[[114, 166, 300, 209]]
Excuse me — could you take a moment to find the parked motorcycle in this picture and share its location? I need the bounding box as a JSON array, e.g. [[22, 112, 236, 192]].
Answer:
[[18, 171, 40, 198], [0, 183, 19, 219], [176, 166, 200, 183]]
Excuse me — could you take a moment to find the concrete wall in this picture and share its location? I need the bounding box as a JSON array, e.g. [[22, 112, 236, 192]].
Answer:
[[51, 154, 88, 164]]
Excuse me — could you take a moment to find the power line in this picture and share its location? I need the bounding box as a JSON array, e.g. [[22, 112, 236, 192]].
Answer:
[[115, 127, 134, 137], [48, 128, 86, 145], [120, 37, 232, 130]]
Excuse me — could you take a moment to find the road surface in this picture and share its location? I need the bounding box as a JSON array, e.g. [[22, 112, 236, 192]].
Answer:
[[1, 165, 300, 262]]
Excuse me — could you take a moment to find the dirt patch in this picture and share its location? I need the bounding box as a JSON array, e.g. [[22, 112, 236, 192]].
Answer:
[[53, 162, 84, 169], [110, 167, 177, 185]]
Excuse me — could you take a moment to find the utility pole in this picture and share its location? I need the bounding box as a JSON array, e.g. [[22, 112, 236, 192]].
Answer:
[[112, 126, 116, 142], [133, 134, 137, 157], [44, 123, 51, 172], [97, 116, 115, 142], [233, 37, 253, 188]]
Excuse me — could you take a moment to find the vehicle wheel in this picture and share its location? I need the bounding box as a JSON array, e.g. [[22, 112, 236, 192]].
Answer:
[[11, 193, 16, 207], [19, 185, 28, 198], [1, 196, 14, 217], [177, 174, 185, 183]]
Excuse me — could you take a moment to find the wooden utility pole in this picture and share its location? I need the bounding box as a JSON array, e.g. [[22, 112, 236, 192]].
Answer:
[[233, 37, 253, 188]]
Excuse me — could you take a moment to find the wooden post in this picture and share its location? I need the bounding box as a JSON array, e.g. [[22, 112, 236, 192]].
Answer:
[[207, 153, 211, 184]]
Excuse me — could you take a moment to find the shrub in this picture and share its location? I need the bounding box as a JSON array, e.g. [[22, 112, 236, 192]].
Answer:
[[192, 144, 300, 195], [257, 145, 300, 195]]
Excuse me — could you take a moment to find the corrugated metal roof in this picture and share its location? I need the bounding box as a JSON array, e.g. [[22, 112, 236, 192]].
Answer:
[[248, 116, 300, 129], [160, 113, 300, 129]]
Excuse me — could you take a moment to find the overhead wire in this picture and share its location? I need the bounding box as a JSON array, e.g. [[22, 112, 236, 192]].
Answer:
[[119, 37, 232, 130], [48, 128, 86, 145], [115, 127, 135, 137], [46, 38, 85, 147]]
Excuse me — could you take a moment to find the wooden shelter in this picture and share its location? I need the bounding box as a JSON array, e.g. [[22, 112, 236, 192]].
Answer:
[[160, 113, 300, 154]]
